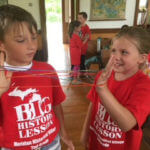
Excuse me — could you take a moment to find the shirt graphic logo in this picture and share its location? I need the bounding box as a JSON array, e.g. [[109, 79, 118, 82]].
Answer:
[[9, 87, 37, 101], [8, 87, 54, 140], [90, 103, 124, 148]]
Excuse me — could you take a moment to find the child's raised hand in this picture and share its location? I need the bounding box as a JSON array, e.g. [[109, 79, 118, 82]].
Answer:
[[0, 51, 12, 96], [96, 55, 115, 89]]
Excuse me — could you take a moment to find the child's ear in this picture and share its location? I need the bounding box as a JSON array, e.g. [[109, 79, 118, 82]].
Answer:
[[138, 54, 148, 64], [0, 41, 5, 52]]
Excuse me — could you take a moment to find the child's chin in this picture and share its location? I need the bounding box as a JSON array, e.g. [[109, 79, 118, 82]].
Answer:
[[113, 67, 123, 73]]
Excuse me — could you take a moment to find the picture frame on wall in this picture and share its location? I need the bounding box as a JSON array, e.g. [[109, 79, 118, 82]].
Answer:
[[90, 0, 126, 21], [0, 0, 8, 6]]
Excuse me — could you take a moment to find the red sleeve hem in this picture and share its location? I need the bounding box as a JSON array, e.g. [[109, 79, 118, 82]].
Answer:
[[53, 93, 66, 106]]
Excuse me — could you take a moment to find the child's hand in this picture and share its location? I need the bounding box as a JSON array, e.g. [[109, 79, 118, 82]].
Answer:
[[82, 34, 89, 41], [96, 55, 115, 89], [0, 51, 12, 96], [82, 34, 90, 44], [84, 34, 89, 40], [80, 128, 89, 150], [61, 134, 75, 150], [80, 136, 89, 150]]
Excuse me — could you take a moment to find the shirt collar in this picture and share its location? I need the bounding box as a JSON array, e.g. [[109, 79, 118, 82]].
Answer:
[[4, 62, 32, 71]]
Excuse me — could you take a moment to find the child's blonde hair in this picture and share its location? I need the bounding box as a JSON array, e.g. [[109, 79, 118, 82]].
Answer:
[[113, 26, 150, 71], [113, 26, 150, 54]]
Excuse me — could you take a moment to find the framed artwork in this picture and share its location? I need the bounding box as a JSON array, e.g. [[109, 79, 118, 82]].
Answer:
[[0, 0, 8, 6], [90, 0, 126, 21]]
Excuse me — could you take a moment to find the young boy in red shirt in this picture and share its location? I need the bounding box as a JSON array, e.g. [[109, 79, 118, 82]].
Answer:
[[0, 4, 74, 150], [78, 12, 91, 72]]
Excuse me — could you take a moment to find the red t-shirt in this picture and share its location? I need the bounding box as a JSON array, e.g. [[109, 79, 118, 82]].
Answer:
[[87, 70, 150, 150], [70, 33, 83, 65], [81, 24, 91, 55], [0, 61, 66, 150]]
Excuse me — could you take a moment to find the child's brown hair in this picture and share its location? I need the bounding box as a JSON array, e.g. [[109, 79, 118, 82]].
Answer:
[[78, 12, 88, 19], [68, 20, 81, 38], [0, 4, 37, 41]]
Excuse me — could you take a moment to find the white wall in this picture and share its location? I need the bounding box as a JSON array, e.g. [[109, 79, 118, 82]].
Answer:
[[80, 0, 136, 29], [8, 0, 41, 29]]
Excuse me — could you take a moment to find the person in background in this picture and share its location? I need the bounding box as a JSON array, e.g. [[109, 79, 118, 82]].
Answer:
[[0, 4, 74, 150], [68, 20, 88, 84], [81, 26, 150, 150], [78, 12, 91, 74]]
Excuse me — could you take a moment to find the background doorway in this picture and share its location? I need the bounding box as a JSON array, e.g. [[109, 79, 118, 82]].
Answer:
[[45, 0, 66, 70], [40, 0, 79, 70]]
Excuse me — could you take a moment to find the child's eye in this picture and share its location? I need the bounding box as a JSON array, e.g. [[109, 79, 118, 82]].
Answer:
[[32, 34, 38, 40], [111, 49, 116, 53], [32, 36, 37, 40], [121, 50, 128, 55]]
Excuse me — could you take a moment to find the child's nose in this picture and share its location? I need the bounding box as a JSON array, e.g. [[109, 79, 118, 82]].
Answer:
[[112, 53, 121, 62], [28, 40, 37, 50]]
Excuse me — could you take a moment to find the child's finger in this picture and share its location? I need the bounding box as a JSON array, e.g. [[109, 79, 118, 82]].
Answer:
[[0, 51, 5, 76], [98, 55, 115, 83], [0, 51, 5, 67], [6, 71, 13, 80], [105, 55, 115, 71]]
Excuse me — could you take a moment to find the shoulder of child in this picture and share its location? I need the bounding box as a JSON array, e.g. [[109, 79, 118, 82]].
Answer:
[[72, 33, 80, 39], [85, 24, 90, 28], [134, 71, 150, 88]]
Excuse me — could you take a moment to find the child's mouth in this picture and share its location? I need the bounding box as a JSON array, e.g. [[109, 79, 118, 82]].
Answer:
[[114, 63, 123, 67], [27, 52, 35, 57]]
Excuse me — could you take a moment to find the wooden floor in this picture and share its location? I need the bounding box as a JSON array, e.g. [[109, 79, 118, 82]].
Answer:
[[61, 86, 90, 150]]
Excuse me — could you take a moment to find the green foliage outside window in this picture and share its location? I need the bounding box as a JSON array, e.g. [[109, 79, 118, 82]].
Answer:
[[45, 0, 62, 22]]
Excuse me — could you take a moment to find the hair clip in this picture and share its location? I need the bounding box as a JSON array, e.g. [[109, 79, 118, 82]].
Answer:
[[146, 60, 149, 65]]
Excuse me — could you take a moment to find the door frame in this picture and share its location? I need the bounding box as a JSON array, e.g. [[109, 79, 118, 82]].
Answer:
[[62, 0, 80, 43], [40, 0, 80, 47], [39, 0, 48, 61]]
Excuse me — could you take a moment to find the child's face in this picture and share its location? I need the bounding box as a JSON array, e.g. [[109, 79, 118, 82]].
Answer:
[[75, 25, 81, 33], [111, 37, 145, 75], [0, 22, 38, 66], [78, 15, 86, 25]]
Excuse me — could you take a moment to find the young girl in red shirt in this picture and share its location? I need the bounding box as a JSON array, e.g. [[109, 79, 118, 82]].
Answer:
[[81, 26, 150, 150], [0, 4, 74, 150], [68, 20, 88, 84]]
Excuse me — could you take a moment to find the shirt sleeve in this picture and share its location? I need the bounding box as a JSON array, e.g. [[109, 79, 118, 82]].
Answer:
[[81, 26, 91, 51], [50, 67, 66, 106], [86, 25, 91, 40], [125, 78, 150, 128]]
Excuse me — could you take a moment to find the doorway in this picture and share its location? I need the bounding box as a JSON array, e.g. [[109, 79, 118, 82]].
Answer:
[[45, 0, 66, 70], [40, 0, 79, 71]]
